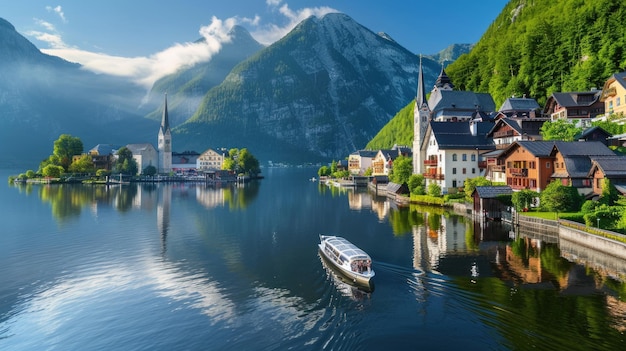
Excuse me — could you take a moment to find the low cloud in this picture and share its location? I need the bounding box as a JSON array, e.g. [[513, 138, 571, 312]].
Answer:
[[33, 3, 338, 89]]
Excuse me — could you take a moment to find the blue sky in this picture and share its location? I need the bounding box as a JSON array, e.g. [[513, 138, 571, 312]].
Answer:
[[1, 0, 508, 88]]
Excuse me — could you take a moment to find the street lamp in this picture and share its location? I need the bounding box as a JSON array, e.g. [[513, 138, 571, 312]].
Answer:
[[597, 217, 600, 229]]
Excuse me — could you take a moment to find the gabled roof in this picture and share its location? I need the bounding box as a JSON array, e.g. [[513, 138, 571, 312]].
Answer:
[[551, 141, 615, 157], [430, 121, 495, 150], [430, 90, 496, 114], [498, 97, 541, 113], [127, 143, 156, 156], [588, 156, 626, 177], [499, 141, 555, 160], [90, 144, 122, 155], [554, 156, 593, 178], [550, 90, 601, 107], [574, 126, 612, 140], [351, 150, 378, 158], [473, 186, 513, 199]]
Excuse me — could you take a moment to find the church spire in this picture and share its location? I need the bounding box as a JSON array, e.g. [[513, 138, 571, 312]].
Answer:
[[434, 63, 454, 90], [160, 93, 170, 134], [416, 55, 428, 108]]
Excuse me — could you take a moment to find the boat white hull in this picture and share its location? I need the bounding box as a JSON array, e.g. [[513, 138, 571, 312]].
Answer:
[[318, 237, 374, 286]]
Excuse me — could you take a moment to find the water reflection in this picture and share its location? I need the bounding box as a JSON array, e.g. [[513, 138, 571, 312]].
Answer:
[[11, 181, 260, 222]]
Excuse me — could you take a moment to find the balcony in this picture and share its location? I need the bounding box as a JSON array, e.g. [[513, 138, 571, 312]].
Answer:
[[491, 165, 505, 172], [478, 161, 487, 169], [423, 159, 438, 166], [494, 130, 515, 138], [423, 173, 444, 180], [509, 168, 528, 177]]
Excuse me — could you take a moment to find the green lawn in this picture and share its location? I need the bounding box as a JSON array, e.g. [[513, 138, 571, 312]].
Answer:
[[518, 209, 580, 221]]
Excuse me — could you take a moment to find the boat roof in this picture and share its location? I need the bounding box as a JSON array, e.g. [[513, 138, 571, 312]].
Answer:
[[324, 236, 371, 260]]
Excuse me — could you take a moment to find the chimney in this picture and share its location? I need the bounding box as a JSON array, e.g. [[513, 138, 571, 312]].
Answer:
[[470, 119, 477, 136]]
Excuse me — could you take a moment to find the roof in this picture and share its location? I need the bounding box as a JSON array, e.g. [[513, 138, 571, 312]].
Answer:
[[559, 156, 593, 178], [126, 143, 156, 153], [498, 97, 541, 113], [552, 141, 615, 157], [430, 90, 496, 114], [351, 150, 378, 158], [430, 121, 495, 150], [324, 236, 370, 261], [386, 182, 409, 194], [500, 141, 555, 159], [574, 126, 612, 140], [89, 144, 122, 155], [588, 156, 626, 177], [487, 117, 547, 138], [550, 91, 601, 107], [473, 186, 513, 198]]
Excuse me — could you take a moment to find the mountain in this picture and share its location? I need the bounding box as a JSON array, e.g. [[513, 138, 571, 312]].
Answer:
[[173, 13, 446, 163], [144, 26, 265, 127], [0, 17, 156, 168], [446, 0, 626, 108]]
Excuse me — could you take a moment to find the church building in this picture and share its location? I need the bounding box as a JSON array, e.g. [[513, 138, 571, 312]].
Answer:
[[157, 94, 172, 174]]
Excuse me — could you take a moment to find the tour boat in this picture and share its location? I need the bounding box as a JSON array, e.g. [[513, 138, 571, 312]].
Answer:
[[318, 235, 374, 286]]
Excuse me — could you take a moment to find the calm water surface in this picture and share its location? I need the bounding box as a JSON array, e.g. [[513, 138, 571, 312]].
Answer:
[[1, 167, 625, 350]]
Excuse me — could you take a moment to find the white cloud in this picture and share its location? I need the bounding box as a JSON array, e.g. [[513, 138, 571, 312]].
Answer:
[[32, 3, 339, 89], [250, 4, 338, 45], [46, 5, 67, 23]]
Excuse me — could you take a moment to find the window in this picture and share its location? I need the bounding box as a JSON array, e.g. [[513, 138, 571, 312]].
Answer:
[[462, 154, 467, 161], [452, 180, 457, 188], [462, 168, 466, 174], [452, 168, 457, 174], [546, 162, 550, 168], [618, 97, 621, 106], [472, 168, 476, 174], [471, 154, 476, 162], [452, 154, 457, 161]]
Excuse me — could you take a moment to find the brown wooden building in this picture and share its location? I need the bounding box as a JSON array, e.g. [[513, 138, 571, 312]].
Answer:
[[497, 141, 555, 192]]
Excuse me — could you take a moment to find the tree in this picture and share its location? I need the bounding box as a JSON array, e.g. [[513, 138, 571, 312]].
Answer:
[[318, 166, 330, 177], [427, 182, 441, 197], [222, 148, 261, 176], [600, 178, 619, 206], [143, 165, 157, 176], [540, 180, 581, 212], [53, 134, 84, 171], [463, 176, 491, 201], [68, 154, 95, 173], [42, 164, 64, 178], [540, 119, 583, 141], [389, 156, 412, 184], [512, 189, 539, 211], [115, 147, 138, 175], [408, 174, 425, 195]]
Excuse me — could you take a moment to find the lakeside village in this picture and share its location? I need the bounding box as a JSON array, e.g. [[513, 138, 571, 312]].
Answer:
[[8, 63, 626, 255]]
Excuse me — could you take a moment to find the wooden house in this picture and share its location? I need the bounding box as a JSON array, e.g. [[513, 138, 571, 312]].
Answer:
[[587, 156, 626, 196], [472, 186, 513, 220], [497, 141, 555, 192], [550, 141, 615, 196]]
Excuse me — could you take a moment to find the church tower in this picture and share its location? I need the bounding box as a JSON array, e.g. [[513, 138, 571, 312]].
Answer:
[[413, 57, 430, 175], [158, 94, 172, 174]]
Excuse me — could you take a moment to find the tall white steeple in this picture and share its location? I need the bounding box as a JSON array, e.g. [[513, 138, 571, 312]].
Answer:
[[413, 56, 430, 175], [158, 93, 172, 174]]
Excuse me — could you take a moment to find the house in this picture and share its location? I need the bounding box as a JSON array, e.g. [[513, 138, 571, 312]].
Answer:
[[543, 89, 604, 124], [600, 71, 626, 117], [87, 144, 121, 170], [495, 96, 542, 119], [550, 141, 615, 196], [127, 143, 158, 175], [487, 117, 546, 149], [573, 126, 612, 145], [587, 156, 626, 196], [422, 119, 495, 194], [348, 150, 378, 175], [172, 151, 200, 173], [497, 141, 555, 192], [385, 182, 410, 203], [197, 148, 225, 171], [371, 146, 411, 176], [472, 186, 513, 220]]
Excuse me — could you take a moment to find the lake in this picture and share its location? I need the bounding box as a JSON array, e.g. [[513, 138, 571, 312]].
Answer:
[[1, 167, 625, 350]]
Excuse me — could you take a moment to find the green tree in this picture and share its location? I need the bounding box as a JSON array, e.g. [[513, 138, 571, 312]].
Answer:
[[427, 182, 441, 197], [512, 189, 539, 211], [53, 134, 84, 171], [540, 119, 583, 141], [540, 180, 581, 212], [318, 165, 330, 177], [463, 176, 491, 201], [42, 164, 64, 178], [330, 160, 338, 174], [408, 174, 425, 195], [237, 148, 261, 176], [389, 156, 412, 184], [600, 178, 619, 206], [143, 165, 157, 176], [115, 147, 138, 175], [68, 154, 95, 173]]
